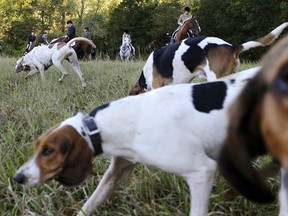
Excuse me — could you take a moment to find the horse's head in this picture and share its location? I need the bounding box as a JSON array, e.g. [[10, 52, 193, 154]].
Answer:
[[123, 37, 130, 45], [186, 16, 201, 36]]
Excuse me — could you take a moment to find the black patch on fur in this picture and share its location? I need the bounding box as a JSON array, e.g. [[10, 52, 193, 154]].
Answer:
[[182, 37, 207, 72], [184, 37, 234, 73], [203, 43, 232, 53], [192, 81, 227, 113], [230, 79, 236, 84], [184, 36, 207, 47], [89, 103, 110, 117], [138, 70, 147, 89], [152, 36, 218, 78], [153, 43, 181, 78]]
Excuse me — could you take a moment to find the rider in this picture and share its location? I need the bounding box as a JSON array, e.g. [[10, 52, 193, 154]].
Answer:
[[64, 20, 76, 42], [82, 27, 91, 39], [25, 30, 36, 54], [178, 6, 192, 26], [41, 31, 49, 45], [170, 6, 193, 44], [122, 30, 135, 56]]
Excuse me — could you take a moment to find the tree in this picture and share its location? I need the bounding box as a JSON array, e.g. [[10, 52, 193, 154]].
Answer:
[[107, 0, 182, 58], [197, 0, 288, 60]]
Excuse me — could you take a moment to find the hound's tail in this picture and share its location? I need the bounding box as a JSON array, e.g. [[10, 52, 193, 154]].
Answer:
[[67, 37, 96, 48], [235, 22, 288, 53]]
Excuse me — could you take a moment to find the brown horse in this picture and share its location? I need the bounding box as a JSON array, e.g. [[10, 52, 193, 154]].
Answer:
[[50, 36, 96, 60], [147, 33, 171, 51], [26, 35, 48, 53], [173, 15, 201, 43]]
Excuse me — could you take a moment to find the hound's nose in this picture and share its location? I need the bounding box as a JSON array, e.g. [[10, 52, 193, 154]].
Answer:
[[13, 173, 26, 184]]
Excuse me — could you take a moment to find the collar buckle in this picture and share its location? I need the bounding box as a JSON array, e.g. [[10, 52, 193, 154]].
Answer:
[[83, 116, 100, 136]]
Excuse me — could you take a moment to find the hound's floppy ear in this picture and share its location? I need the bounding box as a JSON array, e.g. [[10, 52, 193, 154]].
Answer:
[[55, 126, 93, 186], [218, 72, 275, 203]]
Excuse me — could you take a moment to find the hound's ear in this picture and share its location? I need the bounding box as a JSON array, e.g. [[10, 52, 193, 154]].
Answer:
[[218, 73, 275, 203], [55, 126, 94, 186]]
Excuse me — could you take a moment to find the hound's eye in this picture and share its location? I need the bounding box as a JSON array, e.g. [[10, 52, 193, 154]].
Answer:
[[42, 148, 54, 156]]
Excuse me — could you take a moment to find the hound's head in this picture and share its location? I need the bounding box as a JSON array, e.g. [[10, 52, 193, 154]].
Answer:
[[13, 113, 94, 187], [218, 35, 288, 203], [15, 56, 30, 73], [129, 82, 146, 95]]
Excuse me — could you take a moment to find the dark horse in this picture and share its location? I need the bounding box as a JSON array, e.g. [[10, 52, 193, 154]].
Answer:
[[172, 15, 201, 43], [26, 35, 48, 53], [147, 33, 171, 51], [50, 36, 96, 60]]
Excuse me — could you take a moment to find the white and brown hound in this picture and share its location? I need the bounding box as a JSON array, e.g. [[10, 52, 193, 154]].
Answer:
[[218, 35, 288, 216], [14, 66, 260, 216], [129, 22, 288, 95], [15, 37, 96, 89]]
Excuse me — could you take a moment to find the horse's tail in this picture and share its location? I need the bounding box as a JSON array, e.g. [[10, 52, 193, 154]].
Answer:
[[67, 37, 96, 48], [234, 22, 288, 54]]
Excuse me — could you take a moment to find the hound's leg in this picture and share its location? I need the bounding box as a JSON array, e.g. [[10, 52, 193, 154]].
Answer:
[[201, 60, 217, 81], [33, 61, 46, 80], [25, 68, 39, 79], [279, 168, 288, 216], [185, 161, 216, 216], [68, 54, 87, 89], [77, 156, 136, 216], [52, 59, 69, 83]]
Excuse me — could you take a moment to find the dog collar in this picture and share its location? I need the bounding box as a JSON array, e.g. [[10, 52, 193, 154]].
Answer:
[[83, 116, 103, 156]]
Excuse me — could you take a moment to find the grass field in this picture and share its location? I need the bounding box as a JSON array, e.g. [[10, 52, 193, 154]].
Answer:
[[0, 57, 280, 216]]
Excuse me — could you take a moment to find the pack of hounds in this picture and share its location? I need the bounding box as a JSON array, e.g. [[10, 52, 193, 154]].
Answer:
[[13, 22, 288, 216]]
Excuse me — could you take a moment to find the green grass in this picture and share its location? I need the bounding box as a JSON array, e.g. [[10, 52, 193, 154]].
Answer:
[[0, 57, 279, 215]]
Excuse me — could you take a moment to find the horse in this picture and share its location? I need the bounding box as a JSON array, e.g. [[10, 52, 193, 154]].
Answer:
[[50, 36, 96, 60], [172, 15, 201, 43], [147, 33, 171, 51], [119, 37, 134, 61], [25, 35, 48, 53]]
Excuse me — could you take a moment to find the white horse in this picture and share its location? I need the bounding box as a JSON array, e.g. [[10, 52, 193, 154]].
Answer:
[[119, 37, 134, 61]]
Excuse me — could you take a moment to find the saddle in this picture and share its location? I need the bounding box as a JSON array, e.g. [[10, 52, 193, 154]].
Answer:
[[170, 29, 193, 44]]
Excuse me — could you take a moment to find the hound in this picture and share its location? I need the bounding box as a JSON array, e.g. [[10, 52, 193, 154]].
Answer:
[[129, 22, 288, 95], [15, 37, 96, 89], [218, 35, 288, 215], [14, 66, 260, 216]]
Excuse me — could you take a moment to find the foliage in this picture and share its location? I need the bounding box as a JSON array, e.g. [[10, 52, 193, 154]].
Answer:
[[197, 0, 288, 60], [106, 0, 182, 57], [0, 0, 287, 59]]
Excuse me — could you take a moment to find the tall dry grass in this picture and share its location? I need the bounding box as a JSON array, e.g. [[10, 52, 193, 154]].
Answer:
[[0, 57, 279, 215]]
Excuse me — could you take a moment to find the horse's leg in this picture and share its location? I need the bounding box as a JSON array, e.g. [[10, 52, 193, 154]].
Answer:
[[130, 45, 135, 56], [120, 51, 124, 61]]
